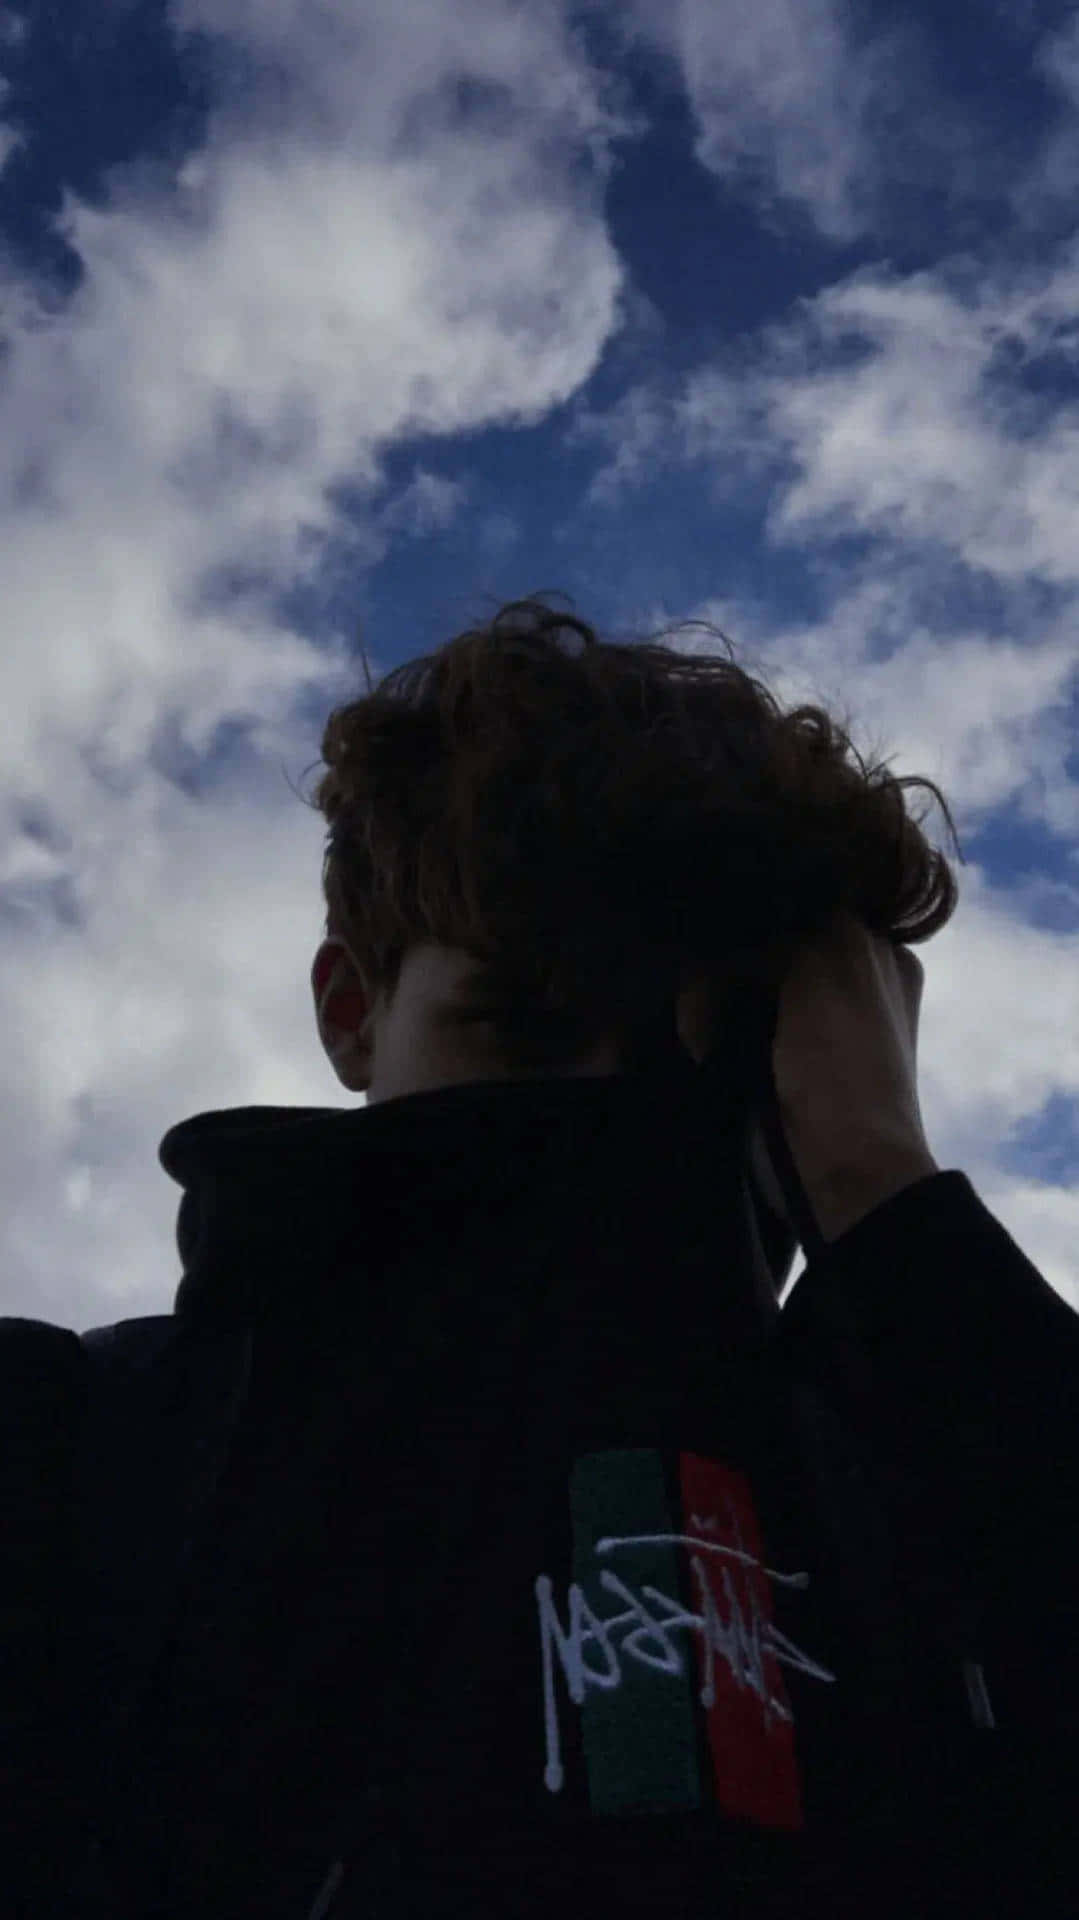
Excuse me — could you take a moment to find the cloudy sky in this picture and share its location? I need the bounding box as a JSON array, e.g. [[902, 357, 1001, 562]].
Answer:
[[0, 0, 1077, 1332]]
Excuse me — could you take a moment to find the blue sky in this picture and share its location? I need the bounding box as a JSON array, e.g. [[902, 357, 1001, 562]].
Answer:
[[0, 0, 1077, 1330]]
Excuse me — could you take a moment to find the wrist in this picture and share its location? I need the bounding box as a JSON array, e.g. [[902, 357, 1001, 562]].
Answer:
[[810, 1147, 940, 1244]]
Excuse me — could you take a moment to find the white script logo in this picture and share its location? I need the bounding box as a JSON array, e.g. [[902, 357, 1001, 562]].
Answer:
[[535, 1511, 836, 1794]]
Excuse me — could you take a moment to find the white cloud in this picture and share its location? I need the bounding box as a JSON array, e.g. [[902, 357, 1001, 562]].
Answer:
[[751, 259, 1079, 587], [573, 245, 1079, 594], [0, 7, 27, 50], [585, 246, 1079, 600], [1010, 12, 1079, 229], [604, 0, 1001, 243]]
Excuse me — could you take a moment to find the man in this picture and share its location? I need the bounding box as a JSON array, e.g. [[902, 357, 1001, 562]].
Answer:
[[3, 915, 1077, 1916]]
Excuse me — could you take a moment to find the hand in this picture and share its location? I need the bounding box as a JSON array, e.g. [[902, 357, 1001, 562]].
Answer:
[[770, 909, 938, 1242]]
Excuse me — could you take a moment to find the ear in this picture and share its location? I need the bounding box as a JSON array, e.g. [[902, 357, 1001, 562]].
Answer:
[[311, 938, 374, 1093]]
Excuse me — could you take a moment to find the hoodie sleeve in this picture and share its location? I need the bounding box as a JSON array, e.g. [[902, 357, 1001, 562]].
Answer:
[[0, 1318, 90, 1907], [781, 1168, 1079, 1743]]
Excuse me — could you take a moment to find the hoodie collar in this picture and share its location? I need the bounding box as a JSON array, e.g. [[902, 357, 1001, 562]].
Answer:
[[158, 1061, 783, 1341]]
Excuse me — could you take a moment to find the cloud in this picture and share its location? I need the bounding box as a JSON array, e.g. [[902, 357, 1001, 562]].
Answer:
[[759, 258, 1079, 585], [602, 0, 1011, 244], [576, 244, 1079, 594], [1012, 11, 1079, 229]]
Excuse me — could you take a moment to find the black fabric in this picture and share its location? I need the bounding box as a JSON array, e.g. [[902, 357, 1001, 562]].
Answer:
[[0, 1322, 91, 1912], [4, 1059, 1079, 1919]]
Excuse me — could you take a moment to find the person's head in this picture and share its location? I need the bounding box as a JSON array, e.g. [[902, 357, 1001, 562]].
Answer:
[[304, 593, 963, 1106]]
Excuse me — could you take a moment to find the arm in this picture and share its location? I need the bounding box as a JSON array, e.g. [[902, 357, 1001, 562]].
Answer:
[[766, 909, 939, 1246]]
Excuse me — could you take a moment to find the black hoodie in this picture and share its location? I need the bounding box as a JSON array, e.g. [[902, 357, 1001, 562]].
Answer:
[[3, 1006, 1079, 1918]]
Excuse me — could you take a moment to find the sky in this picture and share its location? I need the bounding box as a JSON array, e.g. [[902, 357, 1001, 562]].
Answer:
[[0, 0, 1077, 1333]]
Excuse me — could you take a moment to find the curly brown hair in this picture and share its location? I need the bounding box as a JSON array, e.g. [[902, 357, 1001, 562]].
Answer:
[[299, 591, 964, 1074]]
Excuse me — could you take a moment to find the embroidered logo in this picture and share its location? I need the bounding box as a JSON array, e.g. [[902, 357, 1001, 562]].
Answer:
[[535, 1450, 836, 1829]]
